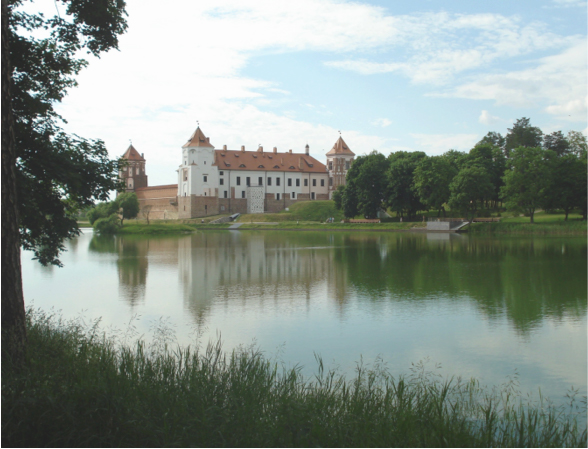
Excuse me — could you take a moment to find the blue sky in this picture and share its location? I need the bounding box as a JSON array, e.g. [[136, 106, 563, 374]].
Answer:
[[51, 0, 587, 186]]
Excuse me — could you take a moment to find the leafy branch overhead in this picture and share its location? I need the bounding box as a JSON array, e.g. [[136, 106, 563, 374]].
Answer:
[[8, 0, 128, 265]]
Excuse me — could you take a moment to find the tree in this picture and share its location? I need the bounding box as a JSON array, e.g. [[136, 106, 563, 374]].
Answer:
[[2, 0, 127, 367], [504, 118, 543, 157], [353, 151, 389, 218], [448, 166, 494, 223], [87, 201, 119, 224], [117, 192, 140, 225], [543, 131, 570, 157], [385, 151, 427, 220], [543, 153, 587, 220], [413, 156, 456, 216], [500, 146, 550, 223], [477, 131, 505, 150], [566, 130, 587, 157], [141, 204, 153, 225], [466, 143, 506, 209]]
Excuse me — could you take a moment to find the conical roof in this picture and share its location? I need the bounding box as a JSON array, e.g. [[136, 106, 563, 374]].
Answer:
[[121, 144, 145, 161], [326, 136, 354, 156], [182, 127, 214, 148]]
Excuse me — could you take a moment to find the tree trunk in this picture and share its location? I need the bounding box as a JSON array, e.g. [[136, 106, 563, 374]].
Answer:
[[2, 0, 27, 370], [529, 210, 534, 223]]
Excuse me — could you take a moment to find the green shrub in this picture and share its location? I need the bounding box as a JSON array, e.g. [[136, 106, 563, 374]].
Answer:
[[93, 213, 121, 234]]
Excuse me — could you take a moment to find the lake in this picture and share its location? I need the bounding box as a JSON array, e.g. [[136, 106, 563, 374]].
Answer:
[[22, 229, 587, 406]]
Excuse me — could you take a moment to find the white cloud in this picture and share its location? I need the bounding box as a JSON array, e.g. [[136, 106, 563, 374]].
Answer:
[[478, 110, 504, 125], [411, 133, 479, 155], [443, 40, 587, 123], [325, 12, 574, 85], [372, 118, 392, 128]]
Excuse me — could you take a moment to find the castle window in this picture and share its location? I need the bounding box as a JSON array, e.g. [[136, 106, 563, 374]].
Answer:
[[289, 166, 295, 169], [220, 171, 224, 175], [329, 177, 333, 186], [292, 192, 296, 199], [258, 165, 264, 168], [320, 179, 325, 187], [329, 162, 333, 170], [273, 165, 280, 169], [296, 179, 300, 187], [239, 164, 246, 168], [267, 177, 272, 186], [288, 178, 292, 187], [220, 178, 224, 185], [246, 177, 251, 186], [242, 191, 245, 198], [304, 179, 308, 187], [258, 177, 263, 186], [276, 177, 281, 186], [312, 179, 317, 187], [311, 192, 315, 200], [346, 161, 350, 170], [203, 175, 208, 183], [276, 193, 280, 200], [236, 176, 241, 186], [224, 191, 228, 198]]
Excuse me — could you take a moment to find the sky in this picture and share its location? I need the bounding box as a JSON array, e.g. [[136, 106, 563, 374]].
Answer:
[[45, 0, 588, 186]]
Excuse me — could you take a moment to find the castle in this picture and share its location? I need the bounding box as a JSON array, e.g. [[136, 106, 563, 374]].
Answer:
[[120, 126, 355, 220]]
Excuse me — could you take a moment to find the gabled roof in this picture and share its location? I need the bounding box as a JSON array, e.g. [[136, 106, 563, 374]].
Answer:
[[326, 136, 354, 156], [121, 144, 145, 161], [214, 149, 327, 173], [182, 127, 214, 148]]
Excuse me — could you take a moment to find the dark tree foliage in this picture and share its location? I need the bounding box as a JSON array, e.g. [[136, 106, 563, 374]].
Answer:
[[504, 117, 543, 157], [477, 131, 505, 150], [9, 0, 127, 266], [332, 185, 344, 211], [413, 156, 456, 216], [354, 151, 389, 218], [448, 166, 494, 223], [543, 153, 587, 220], [442, 149, 468, 172], [467, 144, 506, 207], [500, 146, 550, 223], [385, 151, 427, 220], [543, 131, 570, 157], [2, 0, 127, 367]]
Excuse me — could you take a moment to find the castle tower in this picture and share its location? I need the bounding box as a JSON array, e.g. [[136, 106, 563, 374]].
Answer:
[[178, 126, 217, 198], [120, 144, 148, 193], [326, 136, 355, 198]]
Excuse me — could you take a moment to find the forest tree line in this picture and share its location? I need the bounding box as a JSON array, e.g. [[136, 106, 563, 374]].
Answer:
[[333, 118, 587, 223]]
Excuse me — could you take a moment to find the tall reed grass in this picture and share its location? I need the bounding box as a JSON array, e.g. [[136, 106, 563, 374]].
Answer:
[[3, 308, 586, 447]]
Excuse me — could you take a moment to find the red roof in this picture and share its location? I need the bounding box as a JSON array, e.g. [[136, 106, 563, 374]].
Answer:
[[182, 127, 214, 148], [121, 144, 145, 161], [214, 149, 327, 173], [326, 136, 354, 156]]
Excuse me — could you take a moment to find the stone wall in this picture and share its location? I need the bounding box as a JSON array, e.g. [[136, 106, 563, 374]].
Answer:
[[135, 185, 178, 220]]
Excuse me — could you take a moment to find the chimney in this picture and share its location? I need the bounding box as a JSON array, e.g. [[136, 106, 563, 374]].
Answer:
[[141, 153, 144, 158], [241, 145, 245, 152], [223, 145, 227, 151], [299, 157, 303, 169], [206, 137, 210, 143], [289, 149, 292, 154], [273, 147, 277, 154], [258, 146, 263, 152], [305, 144, 309, 156]]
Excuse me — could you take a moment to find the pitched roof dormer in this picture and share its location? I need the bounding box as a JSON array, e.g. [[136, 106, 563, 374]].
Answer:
[[121, 144, 145, 161], [182, 126, 214, 148], [326, 136, 355, 156]]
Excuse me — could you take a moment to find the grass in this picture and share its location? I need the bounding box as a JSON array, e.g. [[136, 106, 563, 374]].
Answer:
[[3, 308, 586, 448], [468, 211, 587, 235]]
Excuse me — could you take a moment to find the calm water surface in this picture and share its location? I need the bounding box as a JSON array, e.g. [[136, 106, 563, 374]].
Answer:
[[22, 230, 587, 404]]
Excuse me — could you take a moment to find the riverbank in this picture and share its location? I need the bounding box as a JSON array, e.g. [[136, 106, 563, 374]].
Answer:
[[3, 308, 586, 448]]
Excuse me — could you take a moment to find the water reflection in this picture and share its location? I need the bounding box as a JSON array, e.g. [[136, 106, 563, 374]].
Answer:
[[87, 231, 586, 335]]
